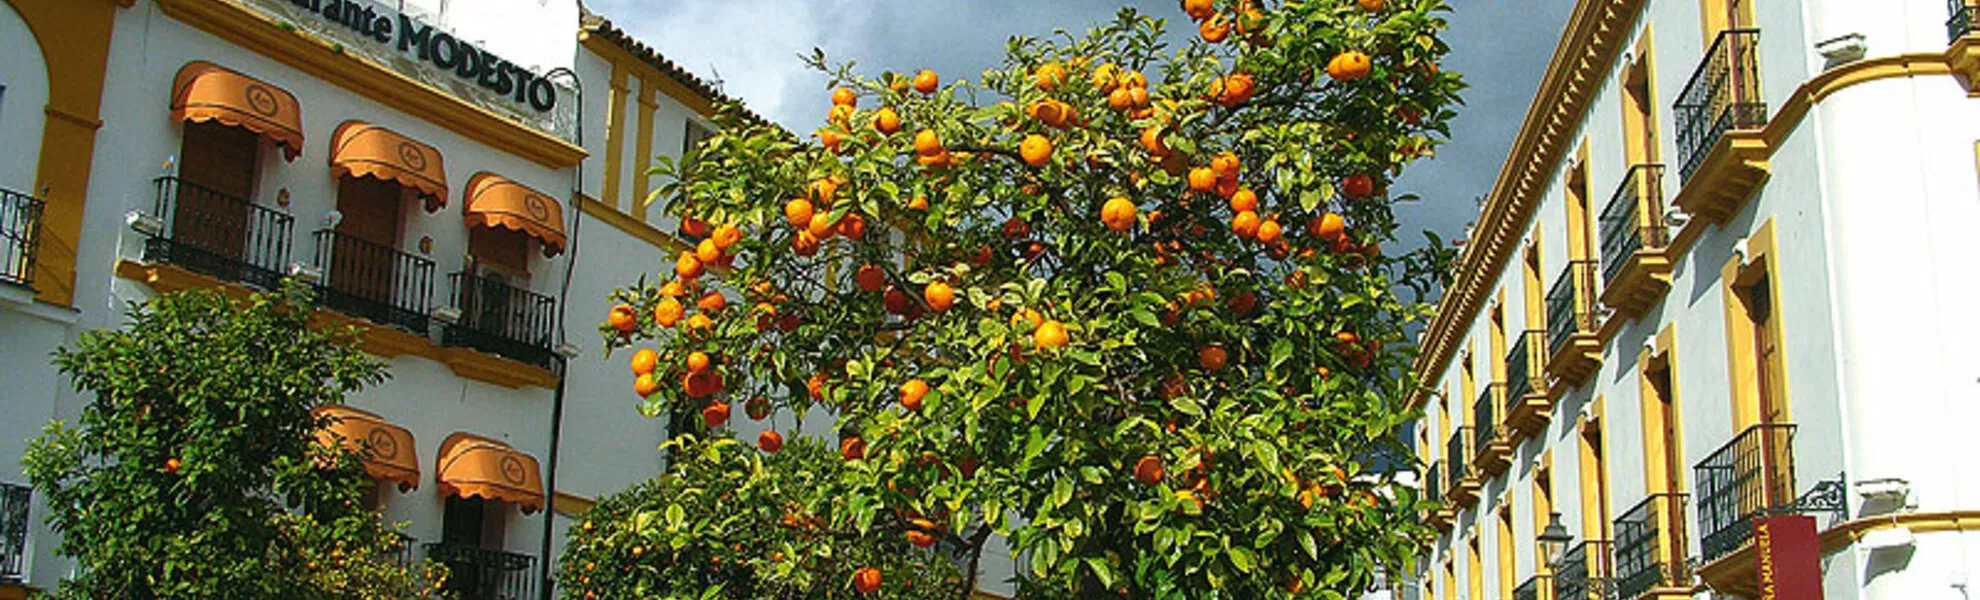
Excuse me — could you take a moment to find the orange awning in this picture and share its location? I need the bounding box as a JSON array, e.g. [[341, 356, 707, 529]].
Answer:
[[170, 61, 305, 161], [435, 432, 544, 513], [312, 405, 421, 492], [464, 172, 566, 256], [331, 121, 449, 212]]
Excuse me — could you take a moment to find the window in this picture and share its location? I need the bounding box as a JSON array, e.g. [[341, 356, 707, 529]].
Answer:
[[469, 226, 531, 278], [442, 496, 505, 549], [1578, 411, 1612, 542], [1640, 349, 1683, 495], [683, 118, 714, 162]]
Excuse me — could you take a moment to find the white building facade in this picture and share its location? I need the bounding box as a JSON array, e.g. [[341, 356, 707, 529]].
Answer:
[[0, 0, 735, 597], [1411, 0, 1980, 599]]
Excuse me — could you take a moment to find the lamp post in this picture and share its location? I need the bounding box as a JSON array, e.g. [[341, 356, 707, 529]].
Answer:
[[1538, 511, 1574, 570]]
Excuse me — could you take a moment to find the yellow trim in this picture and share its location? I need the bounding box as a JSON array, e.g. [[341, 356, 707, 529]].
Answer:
[[601, 63, 630, 212], [154, 0, 585, 169], [552, 491, 597, 516], [1637, 325, 1683, 494], [578, 193, 692, 255], [0, 582, 30, 600], [632, 81, 659, 221], [1719, 219, 1789, 429], [115, 260, 559, 389], [11, 0, 122, 307], [579, 34, 720, 119], [1530, 453, 1552, 573], [1496, 500, 1515, 600], [1466, 536, 1484, 600]]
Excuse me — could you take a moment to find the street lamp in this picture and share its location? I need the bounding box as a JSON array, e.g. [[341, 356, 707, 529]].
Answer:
[[1537, 511, 1574, 569]]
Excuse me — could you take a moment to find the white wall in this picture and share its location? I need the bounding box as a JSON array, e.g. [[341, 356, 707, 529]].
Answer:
[[0, 0, 46, 193]]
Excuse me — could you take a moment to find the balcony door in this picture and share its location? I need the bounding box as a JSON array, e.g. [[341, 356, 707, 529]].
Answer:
[[176, 121, 258, 263], [466, 227, 532, 342], [332, 177, 407, 307]]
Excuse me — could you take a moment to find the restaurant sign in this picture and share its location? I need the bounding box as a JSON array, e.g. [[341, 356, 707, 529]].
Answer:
[[1754, 515, 1823, 600]]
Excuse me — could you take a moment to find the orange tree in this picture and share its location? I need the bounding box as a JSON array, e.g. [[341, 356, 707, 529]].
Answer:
[[583, 0, 1461, 597]]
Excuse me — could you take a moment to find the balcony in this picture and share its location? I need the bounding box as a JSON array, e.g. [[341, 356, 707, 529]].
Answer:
[[1513, 574, 1549, 600], [1424, 460, 1454, 530], [1504, 330, 1552, 439], [1598, 164, 1673, 320], [390, 531, 418, 570], [1552, 539, 1612, 600], [1446, 427, 1479, 506], [1545, 259, 1603, 385], [1694, 423, 1796, 563], [2, 482, 27, 583], [0, 188, 44, 289], [1472, 384, 1512, 476], [1612, 493, 1689, 600], [142, 176, 295, 292], [1671, 29, 1770, 225], [312, 230, 435, 334], [443, 271, 558, 368], [424, 542, 536, 600], [1951, 0, 1976, 42]]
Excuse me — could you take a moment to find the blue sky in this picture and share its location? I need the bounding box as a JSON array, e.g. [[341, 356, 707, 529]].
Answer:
[[582, 0, 1574, 246]]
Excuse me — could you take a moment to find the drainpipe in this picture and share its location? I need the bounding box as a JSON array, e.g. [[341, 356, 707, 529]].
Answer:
[[538, 65, 583, 600]]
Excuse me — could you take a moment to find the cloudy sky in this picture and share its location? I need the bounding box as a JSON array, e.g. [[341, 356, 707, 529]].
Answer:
[[581, 0, 1574, 245]]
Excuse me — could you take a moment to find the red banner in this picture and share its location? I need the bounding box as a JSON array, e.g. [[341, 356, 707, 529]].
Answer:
[[1755, 514, 1822, 600]]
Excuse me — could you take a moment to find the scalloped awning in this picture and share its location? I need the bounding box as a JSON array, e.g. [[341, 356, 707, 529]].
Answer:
[[312, 405, 420, 492], [170, 61, 304, 161], [331, 121, 449, 212], [464, 172, 565, 256], [435, 432, 543, 513]]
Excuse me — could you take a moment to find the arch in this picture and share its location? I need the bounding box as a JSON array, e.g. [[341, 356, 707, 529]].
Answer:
[[3, 0, 120, 307], [0, 0, 48, 193]]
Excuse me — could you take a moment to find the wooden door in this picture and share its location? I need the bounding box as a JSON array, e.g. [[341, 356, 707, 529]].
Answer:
[[332, 177, 404, 306], [175, 121, 257, 263]]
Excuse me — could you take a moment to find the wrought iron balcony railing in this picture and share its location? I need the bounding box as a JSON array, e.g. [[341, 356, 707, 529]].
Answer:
[[424, 542, 536, 600], [1547, 259, 1600, 355], [1506, 330, 1546, 402], [1424, 460, 1445, 508], [1472, 385, 1500, 458], [443, 271, 558, 367], [1951, 0, 1977, 42], [1553, 539, 1613, 600], [1613, 492, 1689, 600], [1599, 164, 1668, 285], [1447, 427, 1472, 486], [1514, 574, 1549, 600], [1675, 29, 1766, 182], [1695, 422, 1796, 562], [0, 188, 43, 288], [312, 230, 434, 334], [144, 176, 295, 291], [390, 531, 417, 570], [2, 481, 29, 583]]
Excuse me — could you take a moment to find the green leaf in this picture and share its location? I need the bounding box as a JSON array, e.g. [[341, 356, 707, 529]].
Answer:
[[1051, 477, 1072, 509], [1270, 338, 1293, 371], [1169, 395, 1203, 417]]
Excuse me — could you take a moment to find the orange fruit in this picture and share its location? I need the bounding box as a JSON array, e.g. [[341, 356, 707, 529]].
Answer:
[[856, 264, 886, 292], [1342, 174, 1376, 198], [1228, 291, 1257, 316], [1187, 167, 1218, 193], [807, 212, 837, 239], [899, 379, 929, 411], [1199, 345, 1228, 371], [685, 369, 724, 398], [1199, 16, 1231, 43], [873, 107, 902, 134], [711, 223, 742, 249], [758, 430, 784, 453], [818, 128, 844, 154], [685, 312, 713, 334], [792, 231, 821, 257], [1002, 216, 1030, 240], [913, 69, 939, 94], [913, 129, 943, 156], [1134, 455, 1165, 484], [1101, 196, 1137, 232], [1034, 319, 1069, 350], [1011, 308, 1044, 329], [680, 217, 710, 238], [1182, 0, 1214, 20], [701, 401, 730, 428], [907, 195, 930, 210], [810, 177, 840, 205], [686, 351, 712, 373], [1231, 210, 1261, 239], [1214, 73, 1257, 107], [696, 238, 722, 265], [1228, 188, 1258, 213], [1328, 51, 1372, 82], [1256, 218, 1282, 244], [853, 566, 882, 593], [654, 298, 684, 327], [1309, 212, 1346, 242], [1108, 87, 1134, 111], [1358, 0, 1385, 12], [1092, 63, 1122, 91], [906, 528, 939, 549], [1019, 135, 1053, 167], [924, 281, 955, 312], [661, 280, 689, 298], [784, 198, 815, 227], [831, 87, 857, 107], [883, 286, 913, 315], [827, 104, 854, 127], [837, 213, 868, 240], [746, 396, 772, 420], [1211, 152, 1241, 177], [1034, 63, 1067, 90], [807, 372, 829, 401], [608, 304, 638, 333], [1139, 127, 1170, 157], [841, 436, 867, 461], [632, 372, 661, 397], [1237, 7, 1268, 35], [629, 348, 659, 375], [676, 252, 705, 280], [1030, 98, 1072, 128]]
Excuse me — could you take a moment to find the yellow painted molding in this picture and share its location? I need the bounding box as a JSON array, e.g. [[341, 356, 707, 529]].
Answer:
[[578, 193, 693, 255], [115, 260, 561, 390], [601, 63, 630, 211], [13, 0, 120, 308], [579, 34, 720, 119], [154, 0, 586, 169], [0, 582, 32, 600], [553, 491, 597, 516], [632, 81, 659, 221]]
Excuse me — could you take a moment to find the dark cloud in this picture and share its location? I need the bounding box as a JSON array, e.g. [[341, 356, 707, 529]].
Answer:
[[586, 0, 1572, 246]]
